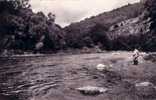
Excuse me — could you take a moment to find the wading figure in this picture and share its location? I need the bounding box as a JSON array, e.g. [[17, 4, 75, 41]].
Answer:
[[133, 49, 140, 65]]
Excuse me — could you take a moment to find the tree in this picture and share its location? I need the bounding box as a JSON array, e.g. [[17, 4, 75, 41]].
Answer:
[[89, 23, 110, 49], [0, 0, 30, 14], [48, 12, 55, 22]]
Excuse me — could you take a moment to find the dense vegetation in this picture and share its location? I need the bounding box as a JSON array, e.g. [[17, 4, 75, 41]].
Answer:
[[142, 0, 156, 51], [0, 0, 156, 54], [0, 0, 66, 53], [144, 0, 156, 31]]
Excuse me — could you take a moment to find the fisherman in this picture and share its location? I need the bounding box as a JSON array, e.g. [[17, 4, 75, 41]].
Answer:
[[132, 49, 140, 65]]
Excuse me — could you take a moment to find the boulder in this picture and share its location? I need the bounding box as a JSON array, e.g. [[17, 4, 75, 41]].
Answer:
[[96, 64, 109, 71]]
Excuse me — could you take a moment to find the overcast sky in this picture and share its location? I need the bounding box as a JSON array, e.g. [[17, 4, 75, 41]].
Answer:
[[30, 0, 140, 27]]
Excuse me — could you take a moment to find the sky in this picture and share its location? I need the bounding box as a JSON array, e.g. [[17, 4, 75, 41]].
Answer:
[[30, 0, 140, 27]]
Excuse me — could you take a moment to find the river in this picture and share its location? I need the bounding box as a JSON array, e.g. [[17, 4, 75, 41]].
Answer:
[[0, 52, 156, 100]]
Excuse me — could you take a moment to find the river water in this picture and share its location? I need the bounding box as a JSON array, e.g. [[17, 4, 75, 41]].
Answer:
[[0, 52, 156, 100]]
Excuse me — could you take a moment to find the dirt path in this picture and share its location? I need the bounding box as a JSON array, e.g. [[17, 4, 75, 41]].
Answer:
[[0, 52, 156, 100]]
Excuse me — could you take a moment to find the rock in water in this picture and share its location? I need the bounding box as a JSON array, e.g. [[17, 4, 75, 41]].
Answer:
[[96, 64, 108, 71], [135, 82, 156, 97], [135, 82, 153, 87], [144, 53, 156, 62], [76, 86, 108, 95]]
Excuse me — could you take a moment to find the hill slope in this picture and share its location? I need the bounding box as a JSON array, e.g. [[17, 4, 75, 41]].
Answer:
[[64, 3, 144, 49], [64, 2, 156, 51]]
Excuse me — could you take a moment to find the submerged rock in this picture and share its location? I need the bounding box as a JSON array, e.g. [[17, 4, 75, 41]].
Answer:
[[144, 53, 156, 62], [76, 86, 108, 95], [135, 82, 156, 97], [135, 82, 153, 87]]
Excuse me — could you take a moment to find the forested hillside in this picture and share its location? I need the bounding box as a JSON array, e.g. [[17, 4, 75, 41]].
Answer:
[[0, 0, 156, 54], [64, 3, 144, 49], [64, 1, 156, 51]]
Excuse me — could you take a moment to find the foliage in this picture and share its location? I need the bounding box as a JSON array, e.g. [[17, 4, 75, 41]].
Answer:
[[0, 0, 66, 52], [144, 0, 156, 32], [0, 0, 29, 14]]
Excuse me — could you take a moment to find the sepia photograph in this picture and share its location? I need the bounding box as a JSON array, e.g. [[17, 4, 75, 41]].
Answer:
[[0, 0, 156, 100]]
